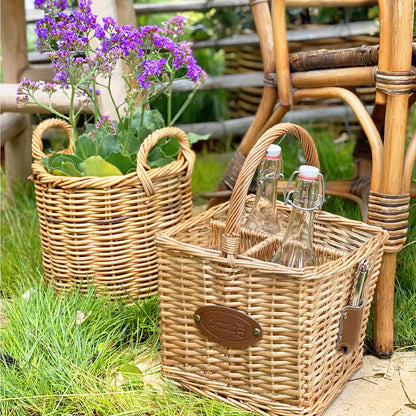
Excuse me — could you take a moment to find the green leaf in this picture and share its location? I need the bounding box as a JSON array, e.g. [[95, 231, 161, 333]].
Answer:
[[41, 153, 83, 175], [105, 152, 136, 175], [74, 134, 98, 160], [49, 154, 82, 169], [147, 157, 175, 169], [187, 132, 210, 144], [124, 135, 142, 155], [60, 162, 83, 177], [131, 109, 165, 133], [80, 156, 123, 177], [50, 168, 69, 176], [160, 137, 180, 158], [98, 134, 122, 159]]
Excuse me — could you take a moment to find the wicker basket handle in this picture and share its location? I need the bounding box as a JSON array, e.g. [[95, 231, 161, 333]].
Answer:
[[136, 126, 194, 174], [32, 118, 73, 161], [135, 127, 195, 195], [221, 123, 320, 259]]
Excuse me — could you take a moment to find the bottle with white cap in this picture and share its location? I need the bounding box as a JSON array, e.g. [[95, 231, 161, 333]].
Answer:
[[244, 144, 283, 234], [271, 165, 322, 268]]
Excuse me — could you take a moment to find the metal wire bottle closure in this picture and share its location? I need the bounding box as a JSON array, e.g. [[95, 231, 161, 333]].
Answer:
[[271, 169, 324, 268]]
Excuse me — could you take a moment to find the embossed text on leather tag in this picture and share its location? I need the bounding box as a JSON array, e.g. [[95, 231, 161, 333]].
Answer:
[[194, 305, 263, 348]]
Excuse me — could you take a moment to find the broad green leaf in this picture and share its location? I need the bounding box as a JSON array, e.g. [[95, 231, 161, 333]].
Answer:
[[49, 154, 82, 169], [98, 134, 122, 159], [187, 132, 210, 144], [147, 146, 164, 163], [80, 156, 123, 177], [74, 134, 97, 159], [160, 137, 180, 158], [60, 162, 83, 177], [41, 153, 82, 173], [131, 109, 165, 133], [50, 168, 69, 176], [124, 135, 142, 155], [148, 157, 175, 169], [105, 152, 136, 175]]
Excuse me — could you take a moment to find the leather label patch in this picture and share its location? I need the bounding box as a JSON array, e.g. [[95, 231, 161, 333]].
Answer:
[[194, 305, 263, 348]]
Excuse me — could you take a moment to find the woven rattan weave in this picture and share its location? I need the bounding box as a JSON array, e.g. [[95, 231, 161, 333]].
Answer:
[[156, 123, 388, 416], [31, 118, 194, 300]]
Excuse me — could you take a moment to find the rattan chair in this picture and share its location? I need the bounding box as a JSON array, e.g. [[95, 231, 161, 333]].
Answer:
[[209, 0, 416, 358]]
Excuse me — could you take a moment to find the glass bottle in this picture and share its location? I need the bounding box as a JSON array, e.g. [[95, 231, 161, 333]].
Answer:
[[271, 165, 321, 268], [244, 144, 282, 234]]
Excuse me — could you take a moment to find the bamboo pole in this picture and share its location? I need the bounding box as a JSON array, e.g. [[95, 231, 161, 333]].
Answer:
[[375, 0, 391, 106], [1, 0, 32, 187], [1, 84, 93, 114], [239, 0, 278, 155], [272, 0, 292, 106], [291, 66, 375, 88], [374, 0, 414, 359], [131, 0, 377, 15], [192, 21, 379, 49]]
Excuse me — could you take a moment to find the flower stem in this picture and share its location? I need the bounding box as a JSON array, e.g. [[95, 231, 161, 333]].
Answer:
[[167, 80, 173, 126], [107, 76, 121, 121], [170, 86, 198, 126], [27, 93, 70, 121]]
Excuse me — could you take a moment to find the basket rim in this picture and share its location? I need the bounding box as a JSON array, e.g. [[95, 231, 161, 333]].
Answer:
[[155, 196, 389, 280], [31, 157, 190, 189]]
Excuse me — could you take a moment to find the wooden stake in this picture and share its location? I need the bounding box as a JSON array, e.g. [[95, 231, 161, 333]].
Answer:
[[1, 0, 32, 187], [90, 0, 128, 120]]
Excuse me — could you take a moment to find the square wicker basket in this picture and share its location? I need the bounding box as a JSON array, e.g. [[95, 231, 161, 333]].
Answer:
[[156, 123, 388, 416]]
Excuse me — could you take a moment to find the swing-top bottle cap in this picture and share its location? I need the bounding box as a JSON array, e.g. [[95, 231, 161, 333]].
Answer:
[[265, 144, 282, 159], [298, 165, 319, 180]]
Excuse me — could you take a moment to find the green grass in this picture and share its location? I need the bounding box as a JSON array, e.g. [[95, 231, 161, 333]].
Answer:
[[1, 120, 415, 414]]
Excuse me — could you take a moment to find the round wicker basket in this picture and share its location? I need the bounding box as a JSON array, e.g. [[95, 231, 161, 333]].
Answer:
[[31, 118, 195, 300]]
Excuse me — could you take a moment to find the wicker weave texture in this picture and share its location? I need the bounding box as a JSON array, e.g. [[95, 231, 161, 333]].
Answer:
[[32, 118, 194, 299], [156, 123, 388, 415]]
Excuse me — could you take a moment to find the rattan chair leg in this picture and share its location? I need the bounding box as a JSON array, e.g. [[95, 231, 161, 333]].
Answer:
[[372, 0, 414, 358]]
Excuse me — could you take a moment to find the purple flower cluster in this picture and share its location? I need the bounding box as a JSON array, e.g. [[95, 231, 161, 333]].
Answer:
[[88, 115, 117, 138], [162, 15, 186, 38], [16, 79, 58, 107], [34, 0, 67, 15], [137, 59, 167, 88], [17, 1, 206, 129]]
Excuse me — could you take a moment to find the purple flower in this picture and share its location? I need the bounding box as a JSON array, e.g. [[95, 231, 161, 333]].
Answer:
[[16, 78, 41, 107], [42, 82, 58, 93], [34, 0, 68, 13], [162, 15, 186, 38], [137, 59, 167, 89], [88, 115, 117, 138]]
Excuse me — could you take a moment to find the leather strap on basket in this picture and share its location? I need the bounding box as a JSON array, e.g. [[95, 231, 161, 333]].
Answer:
[[136, 126, 195, 196], [221, 123, 320, 264], [337, 303, 365, 355], [32, 118, 73, 161]]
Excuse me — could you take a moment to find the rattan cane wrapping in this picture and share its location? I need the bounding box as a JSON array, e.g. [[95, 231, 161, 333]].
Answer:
[[32, 118, 194, 300], [157, 123, 388, 416]]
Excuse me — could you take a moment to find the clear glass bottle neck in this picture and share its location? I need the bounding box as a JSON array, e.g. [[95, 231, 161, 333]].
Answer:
[[253, 157, 282, 208], [272, 176, 318, 268]]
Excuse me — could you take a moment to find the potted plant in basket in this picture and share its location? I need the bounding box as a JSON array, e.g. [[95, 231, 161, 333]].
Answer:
[[16, 0, 207, 300]]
